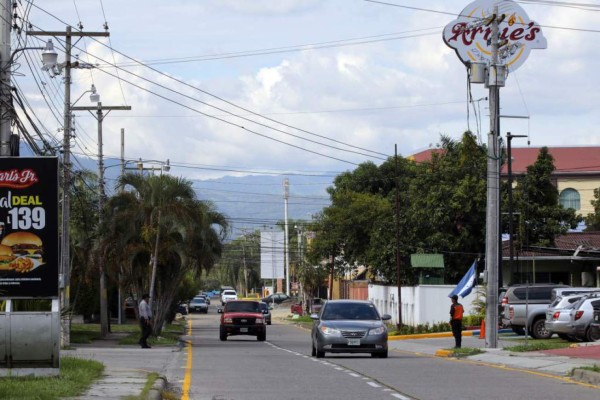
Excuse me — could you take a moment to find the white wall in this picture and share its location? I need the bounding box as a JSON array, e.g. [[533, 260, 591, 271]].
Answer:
[[368, 284, 480, 326]]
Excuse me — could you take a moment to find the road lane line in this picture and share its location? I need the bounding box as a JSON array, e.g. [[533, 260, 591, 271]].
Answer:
[[180, 317, 193, 400], [349, 373, 361, 377], [367, 382, 381, 388], [391, 393, 412, 399]]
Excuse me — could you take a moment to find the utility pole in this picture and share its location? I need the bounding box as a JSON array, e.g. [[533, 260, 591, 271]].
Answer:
[[28, 26, 109, 346], [283, 178, 290, 296], [72, 103, 131, 337], [484, 6, 501, 348], [395, 145, 402, 327], [0, 0, 11, 156], [506, 132, 527, 283]]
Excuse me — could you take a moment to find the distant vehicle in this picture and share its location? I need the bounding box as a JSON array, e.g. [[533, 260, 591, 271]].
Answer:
[[175, 302, 188, 316], [195, 294, 210, 305], [311, 300, 390, 358], [221, 289, 238, 306], [218, 300, 266, 341], [261, 293, 290, 305], [310, 298, 324, 314], [259, 301, 272, 325], [189, 297, 208, 313]]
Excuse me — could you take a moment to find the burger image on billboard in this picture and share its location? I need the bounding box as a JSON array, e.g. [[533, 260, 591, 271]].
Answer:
[[1, 231, 43, 260], [0, 244, 16, 269]]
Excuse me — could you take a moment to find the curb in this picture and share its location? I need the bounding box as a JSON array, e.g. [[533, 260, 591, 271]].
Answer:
[[435, 349, 453, 357], [389, 331, 474, 341], [572, 369, 600, 386], [148, 375, 167, 400]]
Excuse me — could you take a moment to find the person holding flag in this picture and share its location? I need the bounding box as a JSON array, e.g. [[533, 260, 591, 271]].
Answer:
[[449, 294, 464, 348], [448, 261, 477, 348]]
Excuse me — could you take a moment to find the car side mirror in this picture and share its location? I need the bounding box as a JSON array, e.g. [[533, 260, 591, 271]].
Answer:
[[310, 313, 319, 320], [217, 309, 223, 314], [381, 314, 392, 321]]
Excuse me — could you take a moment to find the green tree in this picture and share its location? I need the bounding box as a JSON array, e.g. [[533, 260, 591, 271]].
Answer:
[[584, 188, 600, 231], [97, 173, 227, 335], [512, 147, 582, 247]]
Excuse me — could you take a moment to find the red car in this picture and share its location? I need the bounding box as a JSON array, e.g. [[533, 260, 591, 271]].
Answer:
[[219, 300, 266, 341]]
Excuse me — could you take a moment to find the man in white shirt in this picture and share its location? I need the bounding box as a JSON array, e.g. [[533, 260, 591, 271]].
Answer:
[[138, 294, 152, 348]]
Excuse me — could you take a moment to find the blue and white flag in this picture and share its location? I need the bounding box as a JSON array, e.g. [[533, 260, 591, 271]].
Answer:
[[448, 261, 477, 298]]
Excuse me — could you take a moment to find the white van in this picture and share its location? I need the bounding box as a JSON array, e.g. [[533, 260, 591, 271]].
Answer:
[[221, 289, 238, 306]]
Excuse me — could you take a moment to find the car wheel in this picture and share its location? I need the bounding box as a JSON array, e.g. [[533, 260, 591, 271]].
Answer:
[[311, 343, 316, 357], [512, 326, 525, 335], [585, 326, 600, 342], [267, 320, 272, 325], [257, 332, 266, 341], [531, 318, 552, 339], [371, 350, 388, 358], [219, 328, 227, 341], [315, 348, 325, 358]]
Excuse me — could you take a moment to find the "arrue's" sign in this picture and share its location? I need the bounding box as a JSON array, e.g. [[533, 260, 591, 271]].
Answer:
[[443, 0, 546, 71]]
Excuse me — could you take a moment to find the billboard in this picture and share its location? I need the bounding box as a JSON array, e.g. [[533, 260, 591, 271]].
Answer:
[[0, 157, 59, 298], [260, 230, 284, 280], [443, 0, 546, 71]]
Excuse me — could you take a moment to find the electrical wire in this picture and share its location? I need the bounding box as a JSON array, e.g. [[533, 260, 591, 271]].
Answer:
[[25, 3, 389, 160]]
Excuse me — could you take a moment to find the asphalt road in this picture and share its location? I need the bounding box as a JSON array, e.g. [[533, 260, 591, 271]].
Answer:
[[180, 304, 600, 400]]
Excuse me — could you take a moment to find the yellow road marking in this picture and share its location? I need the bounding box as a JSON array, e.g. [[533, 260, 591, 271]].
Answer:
[[181, 317, 193, 400], [391, 348, 600, 390]]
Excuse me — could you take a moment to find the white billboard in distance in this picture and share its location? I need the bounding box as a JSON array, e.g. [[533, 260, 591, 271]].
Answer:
[[260, 231, 285, 279]]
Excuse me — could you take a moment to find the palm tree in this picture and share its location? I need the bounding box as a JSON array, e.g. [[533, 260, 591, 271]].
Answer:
[[96, 173, 227, 335]]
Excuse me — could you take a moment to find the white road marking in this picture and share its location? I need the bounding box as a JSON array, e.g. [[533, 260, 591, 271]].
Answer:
[[367, 382, 381, 388], [349, 373, 360, 377], [391, 393, 411, 400]]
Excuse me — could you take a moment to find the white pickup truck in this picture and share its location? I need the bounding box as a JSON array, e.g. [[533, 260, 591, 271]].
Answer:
[[220, 289, 238, 306], [502, 284, 568, 339]]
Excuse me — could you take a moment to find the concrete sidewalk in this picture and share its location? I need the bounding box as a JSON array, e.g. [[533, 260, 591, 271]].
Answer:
[[61, 332, 186, 400]]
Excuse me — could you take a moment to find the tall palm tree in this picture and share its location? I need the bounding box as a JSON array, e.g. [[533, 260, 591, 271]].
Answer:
[[96, 173, 227, 335]]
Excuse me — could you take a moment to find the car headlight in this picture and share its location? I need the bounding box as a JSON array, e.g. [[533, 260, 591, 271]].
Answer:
[[224, 317, 233, 324], [369, 326, 386, 336], [319, 326, 341, 336]]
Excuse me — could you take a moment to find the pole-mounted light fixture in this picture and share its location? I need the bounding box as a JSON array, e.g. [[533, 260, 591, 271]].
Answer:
[[41, 40, 59, 72]]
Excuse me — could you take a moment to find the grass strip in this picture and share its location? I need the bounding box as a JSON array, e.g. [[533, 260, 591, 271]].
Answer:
[[124, 372, 160, 400], [504, 338, 572, 352], [0, 357, 103, 400]]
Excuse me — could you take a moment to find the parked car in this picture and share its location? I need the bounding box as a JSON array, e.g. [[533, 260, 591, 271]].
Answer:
[[545, 294, 587, 341], [221, 289, 238, 306], [590, 306, 600, 340], [261, 292, 290, 305], [310, 300, 391, 358], [189, 297, 209, 313], [175, 302, 188, 316], [563, 295, 600, 342], [551, 287, 600, 302], [259, 301, 272, 325], [218, 300, 266, 341], [195, 294, 210, 305], [502, 283, 569, 338]]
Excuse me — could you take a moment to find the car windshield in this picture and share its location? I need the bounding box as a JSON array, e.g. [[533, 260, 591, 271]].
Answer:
[[223, 291, 236, 296], [321, 302, 379, 321], [226, 301, 260, 313], [191, 299, 205, 304], [259, 303, 268, 311]]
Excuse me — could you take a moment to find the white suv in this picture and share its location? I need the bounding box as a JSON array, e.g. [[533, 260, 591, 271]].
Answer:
[[221, 290, 238, 306]]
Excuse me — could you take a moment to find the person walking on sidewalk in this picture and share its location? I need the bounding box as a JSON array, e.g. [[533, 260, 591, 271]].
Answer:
[[450, 295, 464, 349], [139, 294, 152, 348]]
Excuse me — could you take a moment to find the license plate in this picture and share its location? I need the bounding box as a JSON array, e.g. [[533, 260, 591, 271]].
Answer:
[[240, 328, 248, 333], [347, 339, 360, 346]]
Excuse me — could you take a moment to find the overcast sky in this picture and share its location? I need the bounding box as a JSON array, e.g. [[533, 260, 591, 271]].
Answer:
[[17, 0, 600, 183]]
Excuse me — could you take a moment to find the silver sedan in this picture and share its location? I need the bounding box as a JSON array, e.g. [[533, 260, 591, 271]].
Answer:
[[311, 300, 391, 358]]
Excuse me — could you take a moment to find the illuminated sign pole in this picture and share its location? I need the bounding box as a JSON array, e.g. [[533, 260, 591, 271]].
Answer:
[[443, 0, 546, 348]]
